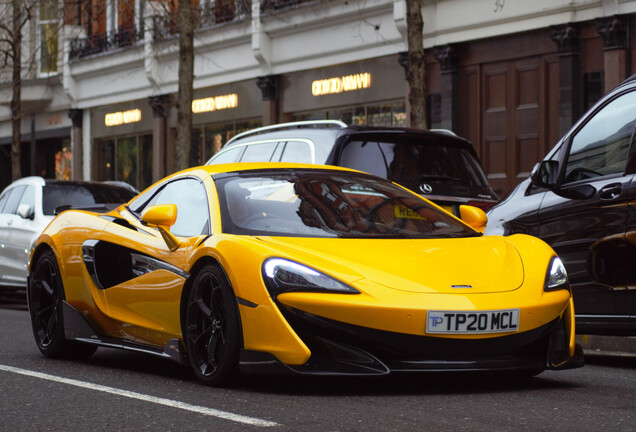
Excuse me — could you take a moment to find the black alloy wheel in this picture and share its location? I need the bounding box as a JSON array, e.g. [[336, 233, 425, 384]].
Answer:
[[185, 264, 240, 386], [29, 249, 97, 359]]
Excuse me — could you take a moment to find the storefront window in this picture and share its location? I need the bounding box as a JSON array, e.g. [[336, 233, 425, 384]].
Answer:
[[117, 136, 138, 187], [95, 134, 152, 191], [327, 106, 366, 125], [99, 139, 116, 181], [141, 135, 153, 189], [54, 147, 72, 180], [191, 119, 261, 166], [291, 101, 405, 127]]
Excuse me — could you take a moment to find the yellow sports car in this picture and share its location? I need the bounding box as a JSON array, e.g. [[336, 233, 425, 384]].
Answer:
[[27, 163, 583, 386]]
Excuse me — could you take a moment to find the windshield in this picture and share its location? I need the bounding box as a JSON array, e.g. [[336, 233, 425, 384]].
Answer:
[[215, 170, 477, 238], [43, 183, 137, 215]]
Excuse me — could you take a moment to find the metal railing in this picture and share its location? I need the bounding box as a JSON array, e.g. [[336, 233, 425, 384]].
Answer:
[[69, 0, 321, 59], [69, 24, 144, 60], [152, 1, 251, 43]]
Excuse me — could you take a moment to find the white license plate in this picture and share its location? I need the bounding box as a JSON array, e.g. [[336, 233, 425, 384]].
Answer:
[[426, 309, 520, 334]]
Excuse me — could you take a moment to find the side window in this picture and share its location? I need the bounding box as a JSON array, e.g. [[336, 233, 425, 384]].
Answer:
[[1, 186, 26, 215], [19, 186, 36, 214], [280, 141, 313, 164], [0, 190, 11, 213], [271, 141, 285, 161], [150, 178, 210, 237], [209, 146, 242, 164], [564, 90, 636, 183], [240, 142, 279, 162]]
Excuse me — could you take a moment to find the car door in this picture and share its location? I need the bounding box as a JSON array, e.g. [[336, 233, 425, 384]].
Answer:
[[537, 88, 636, 333], [4, 185, 37, 284], [0, 185, 28, 286], [93, 176, 211, 345]]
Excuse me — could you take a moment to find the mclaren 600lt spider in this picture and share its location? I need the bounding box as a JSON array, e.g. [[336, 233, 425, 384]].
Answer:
[[27, 163, 583, 386]]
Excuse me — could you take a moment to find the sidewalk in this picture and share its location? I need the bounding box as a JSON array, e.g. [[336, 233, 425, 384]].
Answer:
[[577, 334, 636, 357]]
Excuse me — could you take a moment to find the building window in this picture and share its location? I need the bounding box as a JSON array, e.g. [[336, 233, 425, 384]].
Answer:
[[55, 148, 73, 180], [95, 134, 152, 191], [190, 119, 262, 166], [39, 0, 59, 74], [291, 101, 406, 127]]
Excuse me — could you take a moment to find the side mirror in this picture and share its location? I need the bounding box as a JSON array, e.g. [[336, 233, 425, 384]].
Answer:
[[530, 160, 596, 200], [459, 205, 487, 233], [141, 204, 181, 251], [530, 160, 559, 189], [17, 203, 33, 220]]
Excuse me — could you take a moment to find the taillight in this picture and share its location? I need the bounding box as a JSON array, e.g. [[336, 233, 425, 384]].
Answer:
[[467, 200, 497, 212]]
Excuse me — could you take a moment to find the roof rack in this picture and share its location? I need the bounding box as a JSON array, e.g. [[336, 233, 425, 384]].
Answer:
[[226, 120, 347, 145]]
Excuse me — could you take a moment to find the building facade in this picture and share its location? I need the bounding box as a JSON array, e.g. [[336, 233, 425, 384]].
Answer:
[[0, 0, 634, 195]]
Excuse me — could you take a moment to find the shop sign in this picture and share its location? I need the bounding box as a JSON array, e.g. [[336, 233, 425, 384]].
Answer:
[[105, 109, 142, 127], [46, 114, 62, 126], [192, 93, 238, 113], [311, 73, 371, 96]]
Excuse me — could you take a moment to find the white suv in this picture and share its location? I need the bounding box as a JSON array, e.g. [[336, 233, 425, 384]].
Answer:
[[206, 121, 499, 215]]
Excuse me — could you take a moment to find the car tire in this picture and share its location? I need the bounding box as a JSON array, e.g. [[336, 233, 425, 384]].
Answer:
[[29, 249, 97, 359], [184, 263, 240, 386]]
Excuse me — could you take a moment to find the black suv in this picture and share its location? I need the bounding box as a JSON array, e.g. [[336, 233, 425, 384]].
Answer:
[[486, 74, 636, 336], [205, 121, 498, 215]]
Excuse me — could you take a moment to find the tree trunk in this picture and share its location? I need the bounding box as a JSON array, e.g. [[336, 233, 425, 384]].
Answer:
[[405, 0, 427, 130], [175, 0, 195, 172], [11, 0, 22, 180]]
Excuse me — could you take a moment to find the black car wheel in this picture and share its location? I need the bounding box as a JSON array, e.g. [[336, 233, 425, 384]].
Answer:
[[185, 264, 240, 386], [29, 249, 97, 359]]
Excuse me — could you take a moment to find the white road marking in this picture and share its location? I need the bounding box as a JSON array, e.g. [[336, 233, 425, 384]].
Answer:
[[0, 364, 279, 427]]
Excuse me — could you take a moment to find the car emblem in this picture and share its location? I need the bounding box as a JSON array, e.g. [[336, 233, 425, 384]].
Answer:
[[451, 285, 473, 289], [420, 183, 433, 194]]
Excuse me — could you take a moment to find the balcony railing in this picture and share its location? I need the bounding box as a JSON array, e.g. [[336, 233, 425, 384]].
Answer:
[[152, 1, 251, 43], [260, 0, 319, 12], [69, 24, 144, 60], [68, 0, 319, 59]]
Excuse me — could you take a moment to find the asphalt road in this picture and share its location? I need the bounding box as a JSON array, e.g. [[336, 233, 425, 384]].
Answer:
[[1, 303, 635, 432]]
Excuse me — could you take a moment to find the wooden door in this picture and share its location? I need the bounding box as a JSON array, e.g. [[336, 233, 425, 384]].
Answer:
[[461, 56, 559, 196]]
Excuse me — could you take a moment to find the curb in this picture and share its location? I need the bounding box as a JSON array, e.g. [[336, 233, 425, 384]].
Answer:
[[576, 334, 636, 357]]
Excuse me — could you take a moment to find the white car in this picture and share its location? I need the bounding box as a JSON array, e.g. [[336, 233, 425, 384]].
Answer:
[[0, 177, 137, 293]]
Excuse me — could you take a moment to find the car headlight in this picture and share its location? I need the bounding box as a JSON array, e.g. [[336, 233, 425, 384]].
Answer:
[[262, 258, 360, 297], [545, 256, 569, 291]]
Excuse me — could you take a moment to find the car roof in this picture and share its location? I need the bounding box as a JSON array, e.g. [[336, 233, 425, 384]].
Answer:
[[1, 177, 138, 197], [3, 176, 46, 189], [182, 162, 368, 178], [224, 120, 345, 147], [337, 125, 474, 145], [225, 128, 342, 149], [223, 122, 477, 156]]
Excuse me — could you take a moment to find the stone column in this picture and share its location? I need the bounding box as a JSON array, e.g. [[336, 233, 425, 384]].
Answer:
[[68, 108, 83, 180], [550, 23, 581, 137], [398, 52, 412, 127], [433, 44, 460, 132], [257, 75, 280, 125], [148, 95, 173, 182], [595, 15, 629, 94]]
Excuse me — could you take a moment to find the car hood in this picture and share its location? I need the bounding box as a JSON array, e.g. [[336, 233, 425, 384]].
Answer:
[[256, 236, 524, 294]]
